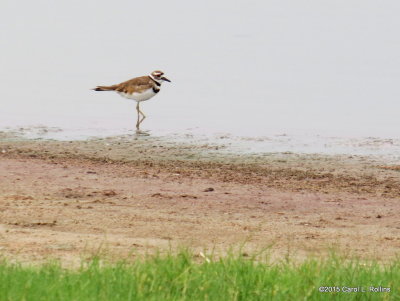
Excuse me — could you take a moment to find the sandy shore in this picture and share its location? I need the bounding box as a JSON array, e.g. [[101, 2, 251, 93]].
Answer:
[[0, 132, 399, 264]]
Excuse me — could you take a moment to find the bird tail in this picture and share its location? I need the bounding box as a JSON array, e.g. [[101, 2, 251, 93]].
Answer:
[[92, 85, 117, 91]]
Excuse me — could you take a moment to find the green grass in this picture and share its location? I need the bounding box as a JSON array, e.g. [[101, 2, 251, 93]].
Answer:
[[0, 251, 398, 301]]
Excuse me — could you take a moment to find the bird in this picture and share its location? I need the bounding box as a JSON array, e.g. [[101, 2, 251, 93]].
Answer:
[[93, 70, 171, 130]]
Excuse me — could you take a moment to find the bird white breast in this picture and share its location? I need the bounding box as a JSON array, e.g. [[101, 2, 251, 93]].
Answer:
[[118, 88, 157, 102]]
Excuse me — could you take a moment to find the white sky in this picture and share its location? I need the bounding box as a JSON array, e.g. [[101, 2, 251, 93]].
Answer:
[[1, 1, 399, 137]]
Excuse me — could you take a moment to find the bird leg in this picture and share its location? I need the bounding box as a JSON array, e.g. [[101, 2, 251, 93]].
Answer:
[[136, 103, 141, 129], [136, 102, 146, 130]]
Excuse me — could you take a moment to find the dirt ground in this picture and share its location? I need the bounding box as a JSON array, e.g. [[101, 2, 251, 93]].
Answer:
[[0, 133, 399, 264]]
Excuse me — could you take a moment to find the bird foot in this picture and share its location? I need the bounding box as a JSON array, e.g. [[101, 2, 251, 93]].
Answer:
[[135, 129, 150, 136]]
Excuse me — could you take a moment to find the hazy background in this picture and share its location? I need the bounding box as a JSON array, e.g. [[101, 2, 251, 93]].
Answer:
[[1, 0, 400, 139]]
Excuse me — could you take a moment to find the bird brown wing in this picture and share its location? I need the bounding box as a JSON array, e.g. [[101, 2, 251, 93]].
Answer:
[[115, 76, 154, 94], [94, 76, 154, 93]]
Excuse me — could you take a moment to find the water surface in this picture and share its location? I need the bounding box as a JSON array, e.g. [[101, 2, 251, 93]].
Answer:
[[1, 1, 399, 156]]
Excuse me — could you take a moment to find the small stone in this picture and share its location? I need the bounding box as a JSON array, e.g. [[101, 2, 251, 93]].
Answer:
[[102, 190, 117, 197]]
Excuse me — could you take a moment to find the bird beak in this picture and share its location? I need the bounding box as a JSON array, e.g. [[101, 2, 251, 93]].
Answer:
[[161, 76, 171, 82]]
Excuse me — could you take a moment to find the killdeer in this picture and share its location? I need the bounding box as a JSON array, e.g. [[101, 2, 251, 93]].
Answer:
[[93, 70, 171, 130]]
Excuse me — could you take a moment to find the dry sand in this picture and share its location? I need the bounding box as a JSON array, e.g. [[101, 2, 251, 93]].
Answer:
[[0, 132, 399, 264]]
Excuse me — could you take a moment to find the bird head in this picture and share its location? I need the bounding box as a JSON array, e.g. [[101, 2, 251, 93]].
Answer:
[[151, 70, 171, 83]]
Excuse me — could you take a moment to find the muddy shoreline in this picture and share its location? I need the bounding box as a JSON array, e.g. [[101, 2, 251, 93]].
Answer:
[[0, 132, 399, 264], [2, 133, 400, 197]]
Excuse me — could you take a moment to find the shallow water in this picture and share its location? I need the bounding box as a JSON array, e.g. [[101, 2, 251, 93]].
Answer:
[[2, 126, 400, 164], [1, 1, 400, 157]]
